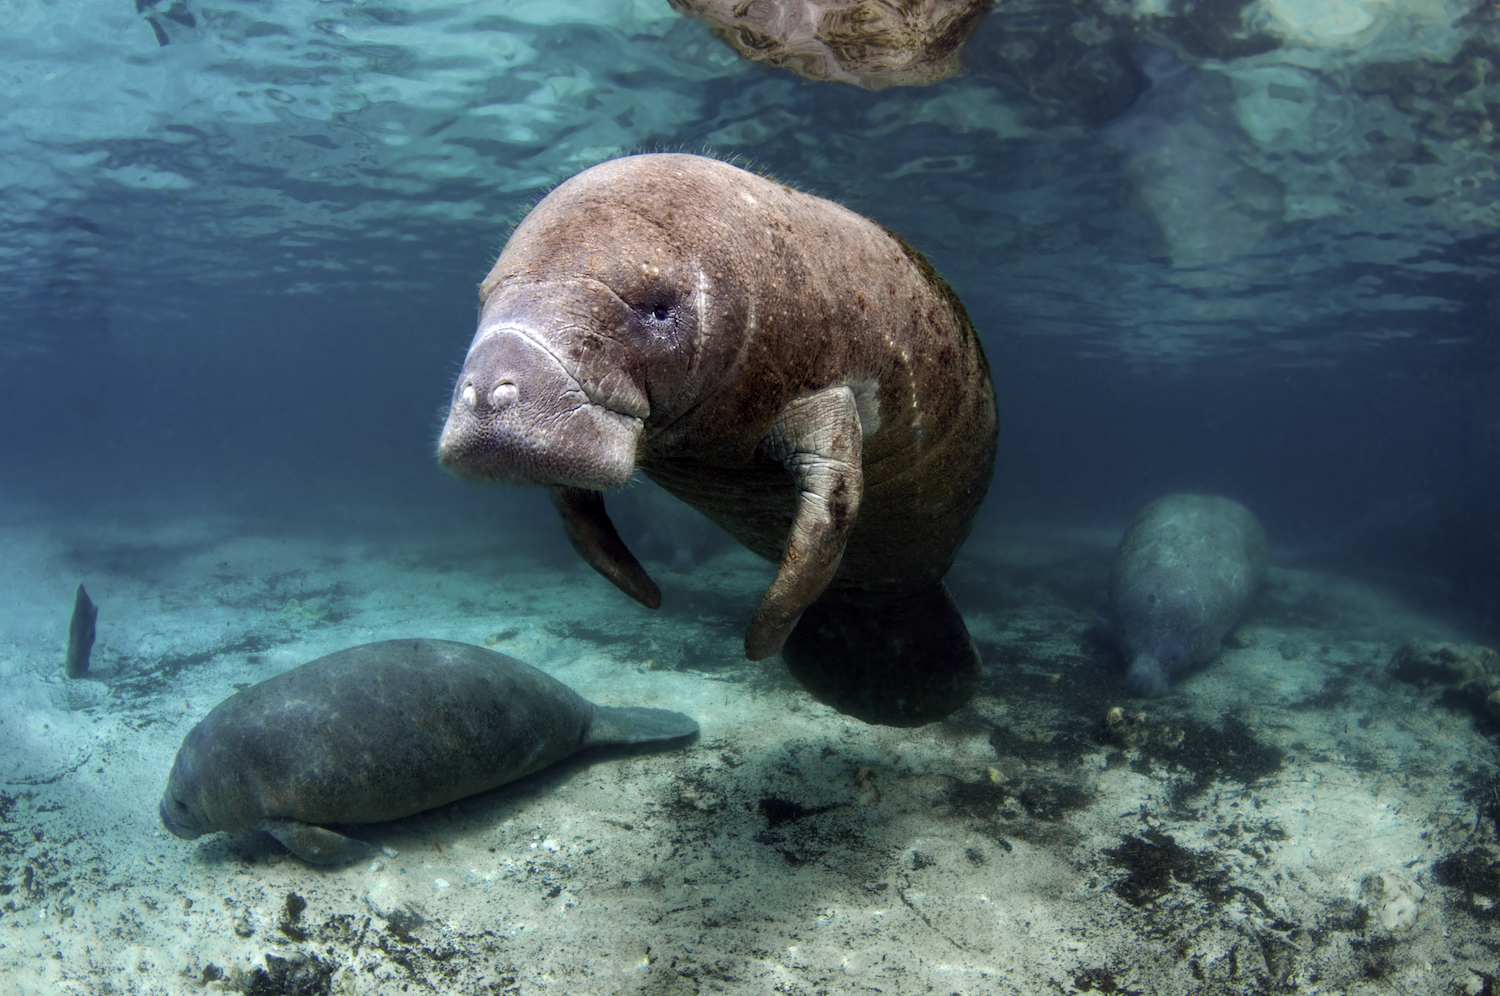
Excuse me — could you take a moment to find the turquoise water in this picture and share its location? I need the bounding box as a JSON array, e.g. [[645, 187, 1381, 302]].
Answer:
[[1, 3, 1498, 993]]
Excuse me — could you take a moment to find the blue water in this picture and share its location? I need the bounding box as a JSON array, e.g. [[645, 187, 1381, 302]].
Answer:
[[2, 3, 1499, 993], [4, 2, 1495, 633]]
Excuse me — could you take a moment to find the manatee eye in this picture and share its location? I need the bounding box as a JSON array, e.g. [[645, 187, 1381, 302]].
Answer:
[[630, 293, 686, 342]]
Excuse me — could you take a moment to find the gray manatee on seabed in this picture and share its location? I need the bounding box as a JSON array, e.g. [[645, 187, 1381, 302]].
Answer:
[[159, 639, 698, 865], [436, 153, 998, 728], [1109, 494, 1267, 698]]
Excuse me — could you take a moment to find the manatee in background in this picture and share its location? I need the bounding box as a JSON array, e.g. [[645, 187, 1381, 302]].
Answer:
[[159, 639, 698, 865], [1109, 494, 1267, 697], [667, 0, 993, 89], [438, 153, 998, 727], [617, 480, 732, 574]]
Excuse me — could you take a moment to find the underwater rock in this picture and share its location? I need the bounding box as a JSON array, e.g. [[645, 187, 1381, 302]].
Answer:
[[1108, 494, 1267, 698], [1362, 867, 1425, 934], [64, 584, 97, 680], [1103, 704, 1185, 750], [159, 639, 698, 865], [437, 153, 997, 727], [668, 0, 993, 89], [1388, 639, 1500, 723], [1388, 639, 1498, 686]]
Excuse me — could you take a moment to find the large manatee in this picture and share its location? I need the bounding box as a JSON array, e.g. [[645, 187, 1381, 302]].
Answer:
[[1109, 494, 1267, 697], [438, 153, 997, 726]]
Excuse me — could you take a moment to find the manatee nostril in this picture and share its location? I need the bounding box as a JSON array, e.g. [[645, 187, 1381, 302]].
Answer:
[[489, 382, 518, 409], [461, 383, 477, 409]]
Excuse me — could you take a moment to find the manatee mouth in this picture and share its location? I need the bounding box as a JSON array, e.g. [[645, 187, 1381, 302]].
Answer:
[[159, 795, 203, 840]]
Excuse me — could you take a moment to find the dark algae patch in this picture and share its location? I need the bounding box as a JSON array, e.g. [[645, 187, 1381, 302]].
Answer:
[[757, 796, 834, 828], [1143, 715, 1287, 807], [1072, 966, 1145, 994], [1105, 830, 1209, 907], [1017, 780, 1094, 821], [238, 953, 337, 996], [279, 891, 308, 941], [1433, 848, 1500, 921]]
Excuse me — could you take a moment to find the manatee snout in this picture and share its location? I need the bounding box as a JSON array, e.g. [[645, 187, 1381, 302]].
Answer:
[[159, 794, 203, 840], [438, 327, 643, 491], [439, 331, 561, 456], [1124, 654, 1170, 699], [453, 332, 527, 418], [159, 750, 208, 840]]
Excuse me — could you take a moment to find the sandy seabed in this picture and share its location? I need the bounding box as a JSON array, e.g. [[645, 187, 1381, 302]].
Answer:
[[1, 496, 1497, 996]]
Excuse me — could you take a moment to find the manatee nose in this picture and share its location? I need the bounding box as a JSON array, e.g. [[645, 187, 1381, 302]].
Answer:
[[488, 381, 518, 409], [459, 378, 519, 412]]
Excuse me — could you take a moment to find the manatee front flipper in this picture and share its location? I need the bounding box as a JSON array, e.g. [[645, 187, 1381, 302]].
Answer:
[[259, 819, 374, 866], [783, 583, 981, 727], [745, 387, 863, 660], [551, 486, 662, 609]]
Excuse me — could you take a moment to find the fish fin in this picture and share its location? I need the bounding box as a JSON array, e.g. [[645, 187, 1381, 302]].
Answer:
[[781, 582, 980, 727], [65, 584, 98, 679], [551, 487, 661, 609], [584, 706, 699, 747], [259, 819, 374, 866]]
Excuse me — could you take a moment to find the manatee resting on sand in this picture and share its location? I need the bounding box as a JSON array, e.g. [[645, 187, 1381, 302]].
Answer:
[[159, 639, 698, 865], [437, 153, 998, 727], [1109, 494, 1267, 698]]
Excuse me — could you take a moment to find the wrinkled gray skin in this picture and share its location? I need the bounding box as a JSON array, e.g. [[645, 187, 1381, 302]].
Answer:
[[159, 640, 697, 865], [437, 153, 997, 727], [1109, 494, 1267, 698]]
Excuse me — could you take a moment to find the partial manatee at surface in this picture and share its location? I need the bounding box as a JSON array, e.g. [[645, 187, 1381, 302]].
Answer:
[[159, 640, 698, 865], [437, 153, 998, 727], [1108, 494, 1268, 698], [666, 0, 993, 89]]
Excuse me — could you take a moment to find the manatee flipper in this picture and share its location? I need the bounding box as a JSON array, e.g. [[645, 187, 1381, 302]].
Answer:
[[746, 387, 863, 660], [259, 819, 374, 866], [783, 582, 980, 727], [585, 706, 700, 746], [551, 487, 662, 609]]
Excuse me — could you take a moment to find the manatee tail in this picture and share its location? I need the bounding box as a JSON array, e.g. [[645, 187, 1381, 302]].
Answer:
[[585, 706, 699, 746], [781, 582, 981, 728]]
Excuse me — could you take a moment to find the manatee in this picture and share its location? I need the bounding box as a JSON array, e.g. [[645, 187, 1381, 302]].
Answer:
[[1109, 494, 1268, 697], [159, 639, 698, 865], [667, 0, 993, 89], [437, 153, 998, 727]]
